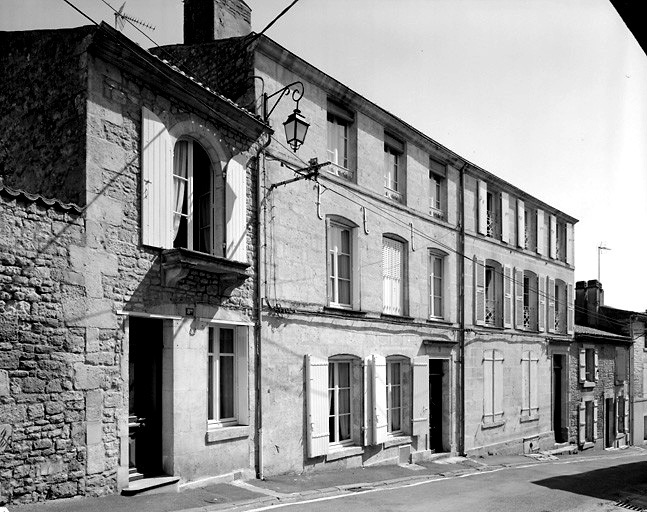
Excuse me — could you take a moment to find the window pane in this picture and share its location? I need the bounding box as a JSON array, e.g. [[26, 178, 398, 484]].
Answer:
[[391, 410, 401, 432], [220, 328, 234, 354], [339, 413, 351, 441], [338, 280, 351, 305], [219, 355, 235, 419], [338, 254, 351, 280], [207, 353, 214, 420], [338, 388, 350, 415], [340, 228, 350, 253], [338, 362, 350, 388], [390, 362, 401, 386]]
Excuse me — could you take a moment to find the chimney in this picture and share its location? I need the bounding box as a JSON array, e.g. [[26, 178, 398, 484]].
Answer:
[[575, 281, 587, 325], [184, 0, 252, 44], [585, 279, 604, 327]]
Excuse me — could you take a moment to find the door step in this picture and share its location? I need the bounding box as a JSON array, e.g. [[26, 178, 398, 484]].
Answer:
[[544, 444, 578, 456], [122, 475, 180, 496]]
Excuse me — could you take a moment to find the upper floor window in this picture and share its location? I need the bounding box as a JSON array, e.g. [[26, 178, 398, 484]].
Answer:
[[383, 236, 406, 316], [520, 271, 538, 331], [485, 261, 503, 327], [555, 221, 567, 262], [524, 207, 537, 251], [326, 101, 354, 178], [428, 250, 444, 319], [486, 190, 501, 239], [579, 347, 598, 386], [327, 219, 355, 308], [554, 279, 567, 333], [429, 158, 446, 219], [384, 133, 405, 203]]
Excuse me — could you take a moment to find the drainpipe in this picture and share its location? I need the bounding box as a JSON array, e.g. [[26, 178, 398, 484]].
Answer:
[[629, 314, 635, 446], [458, 163, 467, 456]]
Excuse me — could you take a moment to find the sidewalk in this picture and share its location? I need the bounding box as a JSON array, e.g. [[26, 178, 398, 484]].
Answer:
[[9, 447, 645, 512]]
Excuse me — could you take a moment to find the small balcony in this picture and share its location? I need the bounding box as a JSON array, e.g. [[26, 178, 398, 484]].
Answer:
[[485, 299, 500, 327]]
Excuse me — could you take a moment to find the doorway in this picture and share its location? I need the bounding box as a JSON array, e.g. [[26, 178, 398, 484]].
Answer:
[[128, 317, 164, 480], [552, 354, 567, 443], [428, 359, 444, 452], [605, 397, 616, 448]]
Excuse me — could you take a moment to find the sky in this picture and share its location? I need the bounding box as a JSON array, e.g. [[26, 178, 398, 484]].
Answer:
[[2, 0, 646, 312]]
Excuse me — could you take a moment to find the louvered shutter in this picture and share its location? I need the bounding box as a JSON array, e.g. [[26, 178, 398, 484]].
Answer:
[[412, 356, 429, 437], [549, 215, 557, 259], [383, 239, 403, 315], [363, 357, 372, 446], [515, 269, 524, 329], [478, 180, 487, 235], [235, 327, 249, 425], [517, 199, 525, 248], [547, 277, 556, 333], [141, 107, 172, 248], [530, 354, 538, 413], [616, 348, 627, 383], [538, 275, 546, 331], [566, 223, 574, 265], [372, 354, 387, 444], [501, 192, 510, 243], [226, 155, 248, 263], [494, 351, 504, 418], [579, 349, 586, 383], [578, 401, 586, 444], [474, 256, 486, 325], [503, 265, 513, 328], [594, 350, 599, 381], [536, 209, 545, 255], [593, 400, 599, 441], [521, 352, 530, 414], [305, 355, 329, 457], [483, 351, 493, 420], [567, 283, 574, 335]]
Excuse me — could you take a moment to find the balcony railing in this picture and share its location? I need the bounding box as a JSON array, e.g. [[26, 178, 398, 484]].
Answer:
[[523, 305, 531, 328], [485, 299, 499, 326], [326, 162, 354, 181], [486, 211, 498, 238], [385, 186, 404, 204]]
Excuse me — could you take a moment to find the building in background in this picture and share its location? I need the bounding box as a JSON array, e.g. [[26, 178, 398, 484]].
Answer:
[[0, 22, 268, 504]]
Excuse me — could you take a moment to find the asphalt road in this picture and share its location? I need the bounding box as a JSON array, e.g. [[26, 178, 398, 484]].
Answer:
[[248, 451, 647, 512]]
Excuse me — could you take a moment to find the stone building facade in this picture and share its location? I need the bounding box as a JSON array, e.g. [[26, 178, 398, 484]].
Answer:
[[158, 0, 578, 475], [0, 22, 268, 505]]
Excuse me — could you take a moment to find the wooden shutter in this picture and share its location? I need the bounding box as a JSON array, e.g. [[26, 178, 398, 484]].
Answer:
[[483, 351, 493, 420], [503, 265, 513, 328], [494, 350, 504, 418], [536, 209, 545, 255], [549, 214, 557, 259], [616, 348, 627, 383], [305, 355, 329, 457], [530, 354, 538, 413], [363, 357, 371, 446], [594, 350, 599, 381], [412, 356, 429, 437], [566, 223, 574, 265], [372, 354, 388, 444], [547, 277, 556, 334], [579, 349, 586, 383], [235, 327, 249, 425], [501, 192, 509, 243], [593, 400, 598, 441], [517, 199, 525, 248], [141, 106, 172, 248], [514, 269, 524, 329], [538, 275, 546, 331], [521, 352, 530, 414], [624, 396, 630, 434], [383, 238, 403, 315], [567, 283, 574, 335], [578, 401, 586, 444], [226, 155, 248, 263], [478, 180, 487, 235], [474, 256, 486, 325]]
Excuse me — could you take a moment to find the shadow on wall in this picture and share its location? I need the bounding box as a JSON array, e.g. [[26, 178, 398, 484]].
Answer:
[[533, 460, 647, 503]]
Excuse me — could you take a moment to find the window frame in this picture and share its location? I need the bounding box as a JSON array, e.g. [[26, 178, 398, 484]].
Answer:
[[327, 219, 354, 308], [484, 261, 503, 327], [386, 359, 403, 435], [327, 113, 349, 169], [428, 158, 446, 218], [382, 236, 407, 316], [428, 250, 445, 319], [207, 326, 238, 428], [384, 133, 405, 202], [328, 359, 354, 447]]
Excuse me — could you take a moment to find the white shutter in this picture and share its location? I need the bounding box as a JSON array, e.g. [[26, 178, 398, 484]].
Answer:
[[579, 349, 586, 383], [530, 354, 538, 412], [566, 223, 574, 265], [594, 350, 599, 381], [567, 283, 574, 335], [538, 275, 546, 331], [235, 327, 249, 425], [305, 355, 329, 457], [503, 265, 513, 328], [547, 277, 556, 334], [517, 199, 525, 248], [483, 351, 493, 420], [501, 192, 509, 243], [363, 357, 372, 446], [372, 354, 387, 444], [494, 351, 504, 417], [412, 356, 429, 437], [514, 269, 524, 330], [478, 180, 487, 235], [383, 239, 403, 315], [474, 256, 486, 325], [536, 209, 545, 255], [578, 401, 586, 444], [226, 155, 248, 263], [593, 400, 599, 441], [549, 214, 557, 259], [521, 352, 530, 414], [141, 107, 172, 248]]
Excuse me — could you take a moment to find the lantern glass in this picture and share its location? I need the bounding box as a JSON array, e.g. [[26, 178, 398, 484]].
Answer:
[[283, 109, 310, 151]]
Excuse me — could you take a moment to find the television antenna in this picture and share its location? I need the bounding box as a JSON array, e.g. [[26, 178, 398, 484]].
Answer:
[[102, 1, 156, 32]]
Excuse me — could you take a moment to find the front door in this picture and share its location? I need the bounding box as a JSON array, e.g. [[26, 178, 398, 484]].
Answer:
[[128, 317, 163, 480], [605, 398, 616, 448], [429, 359, 444, 453], [552, 354, 566, 443]]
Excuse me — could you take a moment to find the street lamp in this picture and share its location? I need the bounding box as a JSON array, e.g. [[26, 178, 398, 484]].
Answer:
[[597, 243, 611, 282], [263, 81, 309, 152]]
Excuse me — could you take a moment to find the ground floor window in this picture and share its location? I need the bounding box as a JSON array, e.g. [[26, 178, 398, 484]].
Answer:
[[329, 360, 352, 444], [386, 360, 403, 434], [579, 398, 597, 445]]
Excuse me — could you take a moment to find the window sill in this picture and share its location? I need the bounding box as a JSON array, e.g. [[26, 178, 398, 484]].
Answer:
[[481, 419, 505, 430], [381, 313, 414, 323], [520, 413, 539, 423], [429, 207, 446, 221], [205, 425, 250, 443], [326, 163, 354, 181], [326, 445, 364, 461], [161, 248, 250, 294], [580, 441, 595, 450], [323, 306, 367, 317], [582, 381, 596, 389], [384, 188, 404, 204], [426, 317, 452, 325], [384, 435, 412, 448]]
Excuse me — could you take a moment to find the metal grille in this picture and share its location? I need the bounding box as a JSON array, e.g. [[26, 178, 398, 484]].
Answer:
[[485, 299, 497, 326]]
